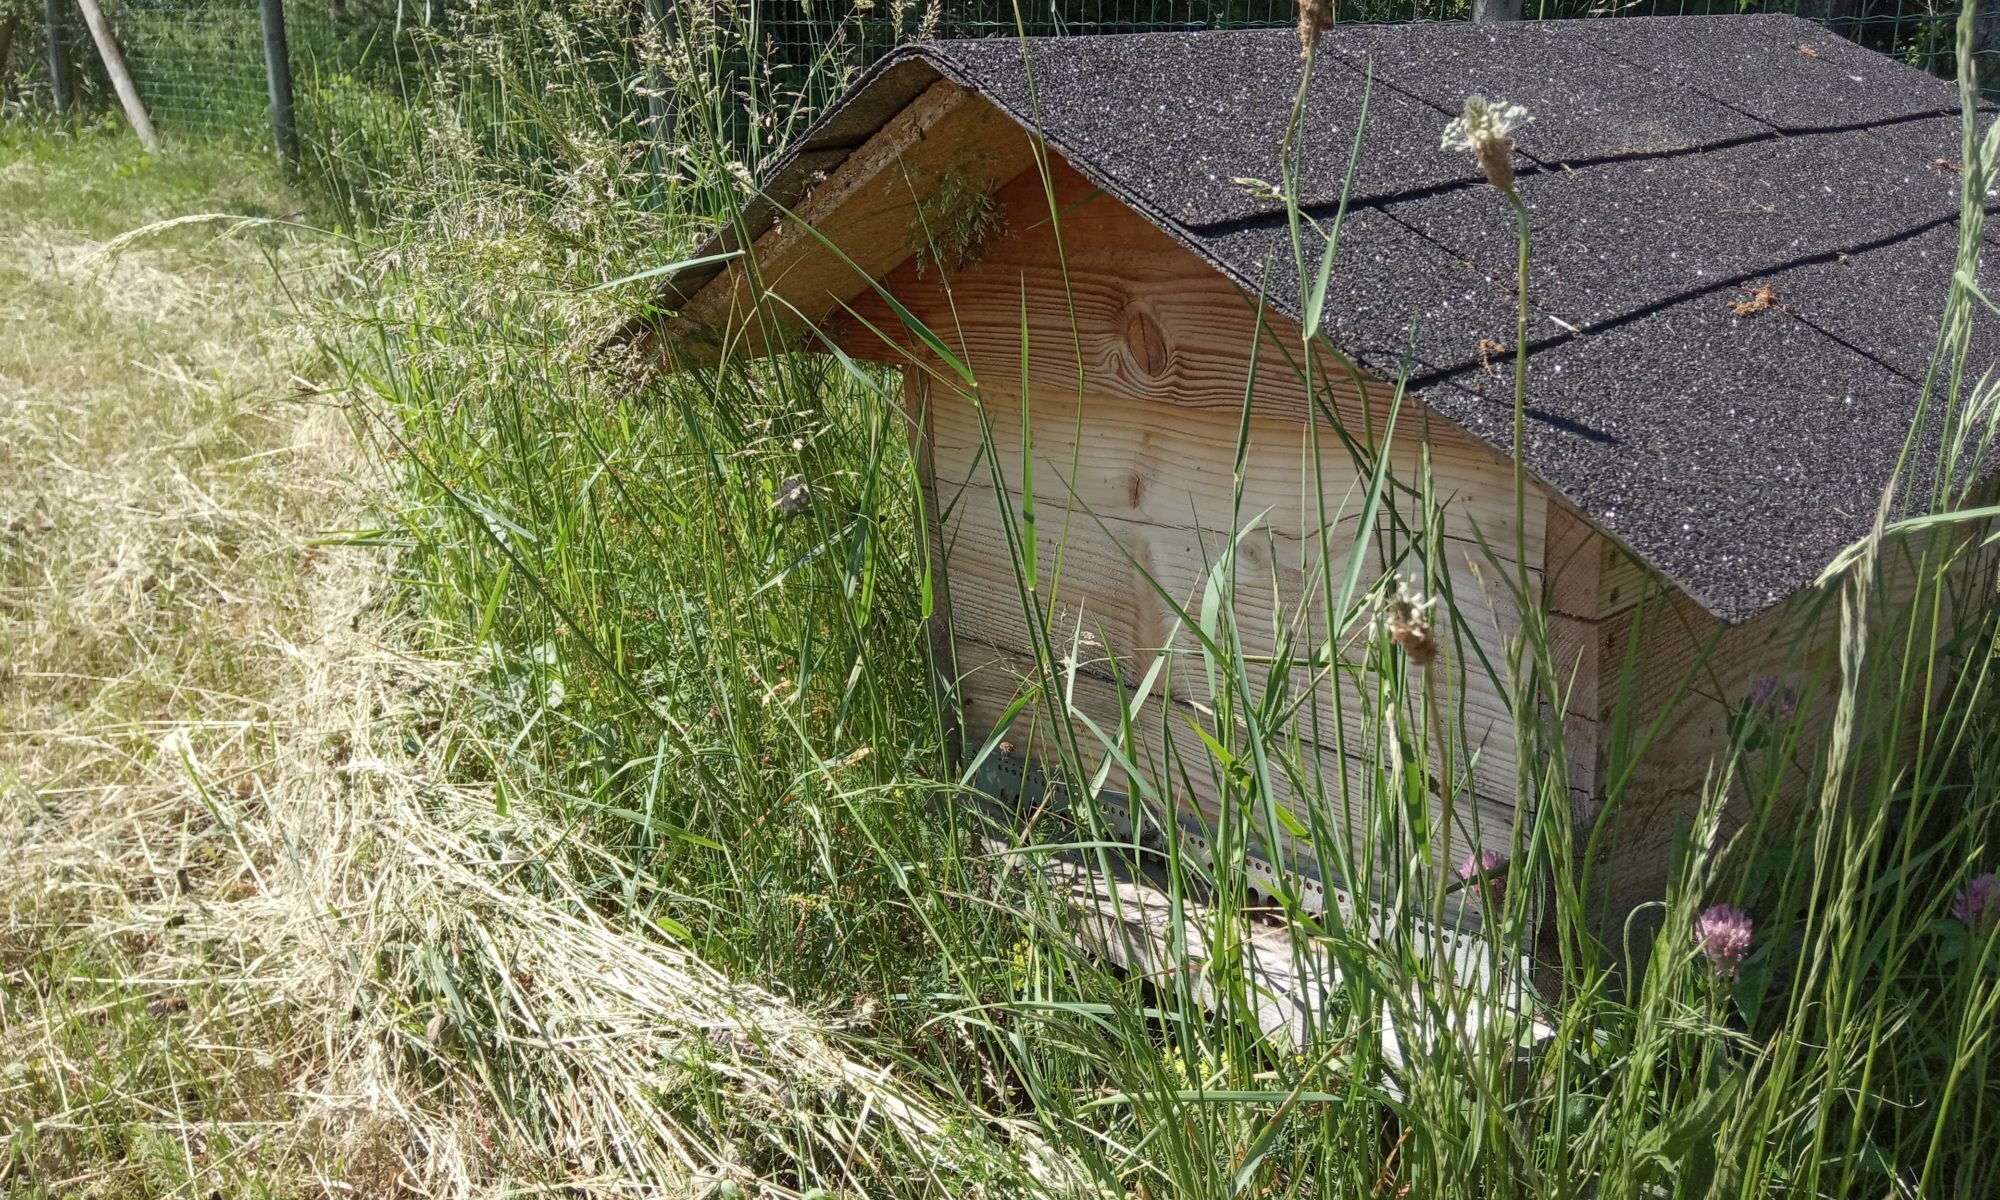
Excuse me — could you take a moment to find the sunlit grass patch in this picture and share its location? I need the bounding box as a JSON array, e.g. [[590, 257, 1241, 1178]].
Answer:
[[0, 121, 364, 1198]]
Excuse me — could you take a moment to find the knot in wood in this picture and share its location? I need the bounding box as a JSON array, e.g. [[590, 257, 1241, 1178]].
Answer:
[[1121, 306, 1169, 379]]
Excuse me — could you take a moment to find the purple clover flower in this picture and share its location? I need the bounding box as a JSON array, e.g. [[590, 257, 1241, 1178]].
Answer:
[[774, 474, 811, 515], [1951, 873, 2000, 928], [1747, 675, 1798, 722], [1457, 849, 1507, 910], [1695, 904, 1754, 980]]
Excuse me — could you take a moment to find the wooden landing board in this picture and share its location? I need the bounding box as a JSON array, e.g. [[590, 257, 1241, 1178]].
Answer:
[[1046, 846, 1549, 1069]]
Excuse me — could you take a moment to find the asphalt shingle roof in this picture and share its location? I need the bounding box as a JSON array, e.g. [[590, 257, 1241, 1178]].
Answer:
[[653, 14, 1994, 623]]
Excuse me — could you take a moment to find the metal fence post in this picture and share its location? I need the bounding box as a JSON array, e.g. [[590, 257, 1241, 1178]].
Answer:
[[43, 0, 75, 113], [259, 0, 297, 167], [645, 0, 674, 200], [1472, 0, 1522, 22]]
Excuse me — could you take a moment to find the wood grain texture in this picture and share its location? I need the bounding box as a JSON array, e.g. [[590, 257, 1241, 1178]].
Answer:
[[938, 455, 1534, 792], [836, 154, 1450, 438], [679, 83, 1039, 356], [883, 201, 1548, 884], [1542, 504, 1604, 807], [844, 152, 1556, 907], [956, 641, 1524, 883], [1586, 518, 1998, 933]]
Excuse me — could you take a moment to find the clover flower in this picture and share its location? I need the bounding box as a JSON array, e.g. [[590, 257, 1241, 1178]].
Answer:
[[1457, 849, 1507, 910], [1695, 903, 1754, 980], [1441, 95, 1532, 195], [1372, 573, 1439, 666], [1747, 675, 1798, 722], [774, 474, 811, 514], [1952, 872, 2000, 928]]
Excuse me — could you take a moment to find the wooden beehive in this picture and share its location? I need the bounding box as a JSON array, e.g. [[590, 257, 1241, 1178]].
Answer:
[[633, 16, 1997, 936]]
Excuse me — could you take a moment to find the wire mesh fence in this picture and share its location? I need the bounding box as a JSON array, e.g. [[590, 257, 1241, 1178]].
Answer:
[[110, 1, 270, 139], [752, 0, 1976, 78], [8, 0, 1987, 163]]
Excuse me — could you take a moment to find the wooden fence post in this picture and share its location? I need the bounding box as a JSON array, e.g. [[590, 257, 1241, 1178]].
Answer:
[[73, 0, 160, 152], [1472, 0, 1522, 22], [43, 0, 75, 113], [259, 0, 297, 168]]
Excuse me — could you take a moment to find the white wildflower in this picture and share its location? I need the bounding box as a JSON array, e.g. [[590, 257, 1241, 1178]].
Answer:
[[1441, 95, 1532, 194], [1372, 573, 1440, 666]]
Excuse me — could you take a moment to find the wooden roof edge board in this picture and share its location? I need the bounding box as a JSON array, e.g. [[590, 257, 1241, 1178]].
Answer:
[[613, 75, 1047, 362], [680, 81, 996, 332], [601, 56, 951, 351]]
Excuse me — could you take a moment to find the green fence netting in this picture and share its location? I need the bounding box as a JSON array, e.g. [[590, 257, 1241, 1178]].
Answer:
[[13, 0, 1987, 157]]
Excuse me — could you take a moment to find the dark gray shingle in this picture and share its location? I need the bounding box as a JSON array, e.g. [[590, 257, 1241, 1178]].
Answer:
[[1322, 20, 1767, 168], [1576, 13, 1958, 131], [1386, 126, 1963, 328], [910, 28, 1473, 225], [1430, 297, 1935, 621]]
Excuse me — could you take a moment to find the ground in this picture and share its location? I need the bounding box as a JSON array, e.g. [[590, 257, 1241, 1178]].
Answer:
[[0, 124, 1014, 1200], [0, 124, 412, 1197]]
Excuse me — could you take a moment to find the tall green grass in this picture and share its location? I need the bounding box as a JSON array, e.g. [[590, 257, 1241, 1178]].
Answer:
[[320, 2, 2000, 1194]]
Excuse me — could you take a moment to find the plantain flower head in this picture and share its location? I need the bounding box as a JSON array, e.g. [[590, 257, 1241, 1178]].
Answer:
[[1372, 573, 1439, 666], [1442, 95, 1532, 194], [1297, 0, 1333, 56]]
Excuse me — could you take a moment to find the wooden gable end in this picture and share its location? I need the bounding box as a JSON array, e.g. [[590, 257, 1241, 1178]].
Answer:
[[825, 153, 1557, 896]]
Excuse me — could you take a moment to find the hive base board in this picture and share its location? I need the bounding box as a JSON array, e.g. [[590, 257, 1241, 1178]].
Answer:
[[968, 750, 1494, 933], [966, 753, 1550, 1063]]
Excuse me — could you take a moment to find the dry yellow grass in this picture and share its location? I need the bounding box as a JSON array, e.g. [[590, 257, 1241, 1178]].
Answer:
[[0, 128, 1063, 1200]]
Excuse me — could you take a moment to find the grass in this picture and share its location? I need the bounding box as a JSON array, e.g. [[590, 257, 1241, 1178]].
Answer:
[[10, 2, 2000, 1197], [0, 116, 1066, 1198], [310, 2, 2000, 1195], [0, 120, 351, 1195]]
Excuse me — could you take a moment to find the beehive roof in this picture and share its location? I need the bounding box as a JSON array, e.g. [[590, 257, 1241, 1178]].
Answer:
[[648, 15, 1994, 623]]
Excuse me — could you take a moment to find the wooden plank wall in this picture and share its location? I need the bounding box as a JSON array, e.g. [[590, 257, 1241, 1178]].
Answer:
[[850, 153, 1548, 880], [1583, 514, 1997, 939]]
